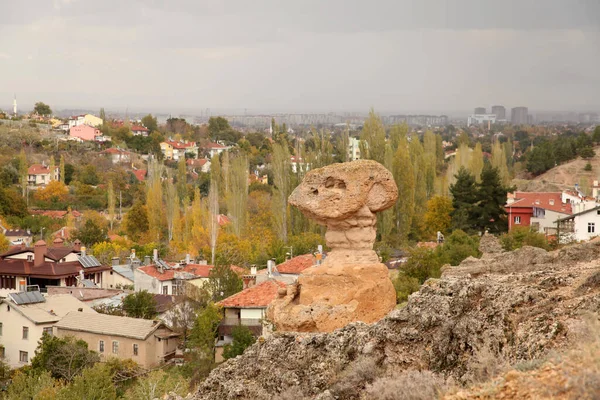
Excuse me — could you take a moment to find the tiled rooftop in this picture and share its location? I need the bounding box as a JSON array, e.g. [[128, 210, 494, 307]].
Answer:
[[276, 254, 315, 274], [218, 280, 286, 308]]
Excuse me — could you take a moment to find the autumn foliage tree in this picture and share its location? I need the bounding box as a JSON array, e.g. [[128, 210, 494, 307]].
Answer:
[[34, 180, 68, 203]]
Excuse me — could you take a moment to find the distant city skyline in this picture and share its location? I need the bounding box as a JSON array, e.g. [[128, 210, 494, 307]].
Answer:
[[1, 1, 599, 114]]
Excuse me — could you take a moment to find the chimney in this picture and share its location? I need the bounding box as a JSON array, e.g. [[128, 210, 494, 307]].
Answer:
[[73, 239, 82, 251], [144, 255, 151, 266], [185, 254, 191, 264], [130, 249, 136, 261], [267, 260, 275, 277], [34, 240, 47, 267], [250, 266, 257, 275], [242, 275, 256, 290], [153, 249, 158, 262], [81, 246, 86, 257], [111, 257, 120, 266]]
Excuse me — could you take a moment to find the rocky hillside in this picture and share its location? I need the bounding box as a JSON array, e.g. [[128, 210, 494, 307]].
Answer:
[[180, 239, 600, 400]]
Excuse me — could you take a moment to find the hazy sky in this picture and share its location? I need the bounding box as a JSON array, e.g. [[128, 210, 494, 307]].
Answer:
[[1, 0, 599, 114]]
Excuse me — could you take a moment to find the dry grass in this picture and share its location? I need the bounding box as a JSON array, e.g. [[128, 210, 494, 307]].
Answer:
[[365, 370, 447, 400], [330, 356, 380, 399]]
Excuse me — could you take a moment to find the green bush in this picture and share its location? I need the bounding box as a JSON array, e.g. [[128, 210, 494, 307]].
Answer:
[[393, 273, 421, 303], [499, 227, 549, 251], [436, 229, 480, 266], [585, 163, 593, 171], [401, 248, 443, 284]]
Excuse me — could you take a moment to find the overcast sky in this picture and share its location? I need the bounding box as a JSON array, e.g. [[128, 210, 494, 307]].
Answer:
[[1, 0, 599, 115]]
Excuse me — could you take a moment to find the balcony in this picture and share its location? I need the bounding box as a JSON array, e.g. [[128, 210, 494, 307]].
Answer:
[[218, 318, 262, 337]]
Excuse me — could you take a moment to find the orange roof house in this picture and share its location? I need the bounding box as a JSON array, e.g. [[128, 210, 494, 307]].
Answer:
[[218, 280, 286, 309], [275, 254, 315, 275]]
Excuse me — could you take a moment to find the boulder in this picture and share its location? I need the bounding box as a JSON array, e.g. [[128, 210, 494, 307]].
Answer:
[[268, 160, 398, 332]]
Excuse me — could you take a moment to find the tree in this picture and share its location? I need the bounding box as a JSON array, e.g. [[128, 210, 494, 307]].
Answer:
[[107, 180, 116, 231], [579, 146, 595, 159], [423, 196, 453, 239], [208, 116, 231, 140], [185, 303, 222, 382], [272, 142, 291, 243], [124, 201, 149, 240], [476, 163, 510, 233], [31, 334, 100, 382], [58, 363, 117, 400], [593, 126, 600, 144], [209, 175, 219, 266], [34, 180, 69, 203], [141, 114, 158, 133], [203, 264, 243, 301], [436, 229, 480, 266], [165, 173, 177, 241], [469, 142, 484, 182], [59, 155, 65, 184], [359, 109, 386, 164], [0, 232, 9, 253], [64, 163, 75, 185], [74, 218, 107, 246], [6, 370, 61, 400], [223, 326, 256, 360], [227, 155, 249, 236], [500, 226, 549, 251], [146, 159, 164, 241], [401, 248, 442, 284], [169, 296, 207, 345], [449, 167, 478, 232], [390, 138, 415, 242], [34, 102, 52, 116], [491, 140, 510, 186], [122, 290, 158, 319], [124, 370, 188, 400], [0, 187, 27, 217]]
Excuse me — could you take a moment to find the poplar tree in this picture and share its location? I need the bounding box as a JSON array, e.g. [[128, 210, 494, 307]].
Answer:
[[359, 109, 386, 164], [172, 193, 183, 244], [18, 149, 27, 197], [59, 155, 65, 184], [379, 144, 394, 240], [107, 180, 116, 231], [392, 138, 415, 241], [423, 131, 437, 199], [409, 138, 427, 237], [208, 177, 219, 266], [469, 142, 484, 182], [146, 159, 164, 241], [389, 123, 408, 153], [492, 140, 510, 186], [227, 155, 249, 237], [49, 156, 56, 181], [177, 157, 187, 200], [272, 142, 291, 243], [165, 172, 177, 241]]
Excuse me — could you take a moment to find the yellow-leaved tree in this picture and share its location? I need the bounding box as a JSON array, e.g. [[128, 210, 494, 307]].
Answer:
[[34, 180, 69, 203]]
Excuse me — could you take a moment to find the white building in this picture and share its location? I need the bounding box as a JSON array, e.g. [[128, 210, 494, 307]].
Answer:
[[348, 137, 361, 161], [0, 291, 95, 368], [557, 205, 600, 243], [134, 260, 213, 296], [467, 114, 497, 126]]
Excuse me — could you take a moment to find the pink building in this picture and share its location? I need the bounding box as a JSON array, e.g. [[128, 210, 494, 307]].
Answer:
[[70, 125, 101, 141]]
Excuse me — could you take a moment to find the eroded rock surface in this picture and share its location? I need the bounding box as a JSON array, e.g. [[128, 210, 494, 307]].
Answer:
[[182, 242, 600, 400], [268, 160, 398, 333]]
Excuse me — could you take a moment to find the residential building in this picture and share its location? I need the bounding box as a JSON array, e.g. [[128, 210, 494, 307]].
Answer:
[[105, 259, 135, 289], [256, 254, 316, 285], [100, 148, 132, 164], [557, 205, 600, 243], [186, 158, 211, 173], [474, 107, 486, 115], [290, 156, 310, 173], [203, 142, 232, 158], [0, 241, 110, 295], [348, 137, 361, 161], [505, 192, 572, 234], [0, 291, 96, 368], [27, 164, 60, 186], [491, 105, 506, 120], [511, 107, 529, 125], [132, 169, 147, 182], [160, 140, 199, 161], [131, 125, 149, 136], [54, 312, 179, 368], [135, 260, 214, 296], [215, 280, 286, 362], [67, 114, 103, 128], [69, 124, 102, 141], [3, 229, 33, 246]]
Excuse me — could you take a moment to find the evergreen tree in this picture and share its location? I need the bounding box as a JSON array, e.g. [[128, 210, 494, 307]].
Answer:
[[449, 167, 478, 232], [476, 163, 510, 233], [59, 155, 65, 184], [107, 180, 115, 231]]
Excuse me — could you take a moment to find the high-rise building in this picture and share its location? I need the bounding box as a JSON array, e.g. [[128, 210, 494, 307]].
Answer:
[[511, 107, 529, 125], [491, 105, 506, 120], [474, 107, 486, 115]]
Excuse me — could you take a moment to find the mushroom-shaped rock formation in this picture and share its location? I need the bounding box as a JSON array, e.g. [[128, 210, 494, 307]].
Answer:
[[267, 160, 398, 332]]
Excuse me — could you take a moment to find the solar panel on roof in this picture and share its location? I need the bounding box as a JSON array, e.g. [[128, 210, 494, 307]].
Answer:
[[156, 259, 171, 270], [9, 291, 46, 305], [78, 255, 102, 268]]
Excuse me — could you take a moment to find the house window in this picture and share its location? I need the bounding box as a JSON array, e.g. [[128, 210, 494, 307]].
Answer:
[[112, 341, 119, 354], [514, 216, 521, 224], [597, 210, 600, 215], [27, 255, 33, 262], [589, 223, 595, 233], [22, 327, 29, 340], [99, 340, 104, 353], [19, 351, 28, 363], [43, 327, 53, 336], [162, 286, 168, 295], [133, 344, 138, 356]]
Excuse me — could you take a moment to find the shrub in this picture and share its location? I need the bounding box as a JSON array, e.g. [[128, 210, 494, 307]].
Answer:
[[401, 248, 442, 284], [499, 226, 549, 251], [223, 326, 256, 360], [330, 357, 380, 398], [436, 229, 480, 266], [585, 163, 593, 171], [393, 273, 421, 303], [365, 370, 446, 400]]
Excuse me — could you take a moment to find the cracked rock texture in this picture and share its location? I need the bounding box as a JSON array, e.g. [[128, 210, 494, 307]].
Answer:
[[181, 241, 600, 400]]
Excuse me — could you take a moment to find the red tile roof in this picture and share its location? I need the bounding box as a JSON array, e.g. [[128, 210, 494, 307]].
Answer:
[[186, 158, 209, 167], [28, 164, 58, 175], [133, 169, 147, 181], [137, 263, 215, 281], [218, 280, 286, 308], [276, 254, 315, 274], [165, 140, 197, 149], [217, 214, 231, 226], [131, 125, 149, 132], [506, 192, 572, 214]]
